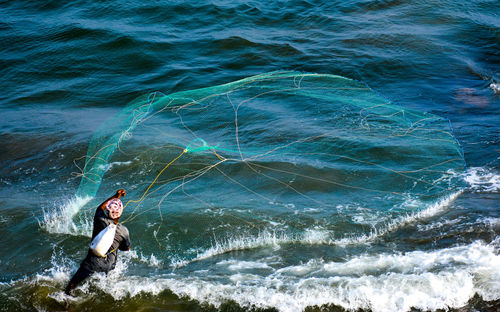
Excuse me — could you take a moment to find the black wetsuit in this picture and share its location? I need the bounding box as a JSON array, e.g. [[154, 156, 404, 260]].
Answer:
[[65, 207, 130, 294]]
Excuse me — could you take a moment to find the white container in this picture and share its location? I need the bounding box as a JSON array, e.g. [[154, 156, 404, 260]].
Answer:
[[89, 223, 117, 257]]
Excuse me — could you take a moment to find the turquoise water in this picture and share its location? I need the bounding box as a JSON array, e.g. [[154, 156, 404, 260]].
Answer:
[[0, 1, 499, 311]]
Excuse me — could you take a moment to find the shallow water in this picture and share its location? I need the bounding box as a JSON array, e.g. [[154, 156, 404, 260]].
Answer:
[[0, 1, 499, 311]]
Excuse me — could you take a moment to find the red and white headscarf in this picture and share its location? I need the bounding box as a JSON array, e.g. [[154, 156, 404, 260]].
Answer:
[[106, 198, 123, 219]]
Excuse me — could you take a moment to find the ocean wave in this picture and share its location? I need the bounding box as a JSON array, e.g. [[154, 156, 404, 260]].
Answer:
[[172, 230, 294, 268], [115, 240, 500, 312], [464, 167, 500, 193], [26, 239, 499, 312], [173, 191, 462, 267]]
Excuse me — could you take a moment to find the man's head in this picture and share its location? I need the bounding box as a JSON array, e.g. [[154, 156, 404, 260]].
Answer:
[[106, 198, 123, 219]]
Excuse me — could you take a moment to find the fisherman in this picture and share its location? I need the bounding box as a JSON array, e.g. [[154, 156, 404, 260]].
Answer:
[[65, 189, 131, 295]]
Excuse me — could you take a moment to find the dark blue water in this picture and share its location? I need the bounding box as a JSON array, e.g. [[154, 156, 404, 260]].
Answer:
[[0, 1, 499, 311]]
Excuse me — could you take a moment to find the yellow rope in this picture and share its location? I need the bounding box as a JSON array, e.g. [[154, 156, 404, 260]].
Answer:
[[214, 150, 226, 161], [124, 149, 187, 208]]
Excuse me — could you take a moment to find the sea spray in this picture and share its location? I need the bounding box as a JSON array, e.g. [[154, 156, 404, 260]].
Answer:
[[39, 196, 93, 237]]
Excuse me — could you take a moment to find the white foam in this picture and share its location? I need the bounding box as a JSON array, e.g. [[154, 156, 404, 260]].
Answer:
[[217, 259, 271, 270], [490, 82, 500, 94], [170, 240, 500, 312], [323, 241, 497, 276], [465, 167, 500, 193], [39, 196, 93, 236], [478, 217, 500, 228], [97, 160, 133, 172], [28, 248, 164, 300], [302, 226, 330, 243], [34, 250, 75, 286], [85, 240, 498, 312], [22, 238, 500, 312], [351, 209, 381, 226], [416, 217, 462, 232], [129, 250, 163, 267], [0, 215, 8, 224]]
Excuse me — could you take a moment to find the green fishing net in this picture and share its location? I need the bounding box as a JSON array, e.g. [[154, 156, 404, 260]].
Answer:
[[75, 71, 464, 231]]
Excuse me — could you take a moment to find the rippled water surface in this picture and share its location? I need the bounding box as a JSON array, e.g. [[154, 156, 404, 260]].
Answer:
[[0, 1, 499, 311]]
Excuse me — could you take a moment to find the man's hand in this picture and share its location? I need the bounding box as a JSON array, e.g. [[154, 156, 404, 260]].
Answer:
[[115, 189, 126, 198]]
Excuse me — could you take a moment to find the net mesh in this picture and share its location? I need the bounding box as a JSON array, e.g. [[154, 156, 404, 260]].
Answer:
[[75, 71, 465, 233]]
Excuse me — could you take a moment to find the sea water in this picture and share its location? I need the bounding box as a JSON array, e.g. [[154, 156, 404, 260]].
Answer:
[[0, 1, 499, 311]]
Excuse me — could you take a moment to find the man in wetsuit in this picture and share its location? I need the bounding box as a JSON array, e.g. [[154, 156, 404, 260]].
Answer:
[[65, 189, 131, 295]]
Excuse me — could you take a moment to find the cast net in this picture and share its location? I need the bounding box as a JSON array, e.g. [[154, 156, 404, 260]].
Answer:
[[74, 71, 465, 247]]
